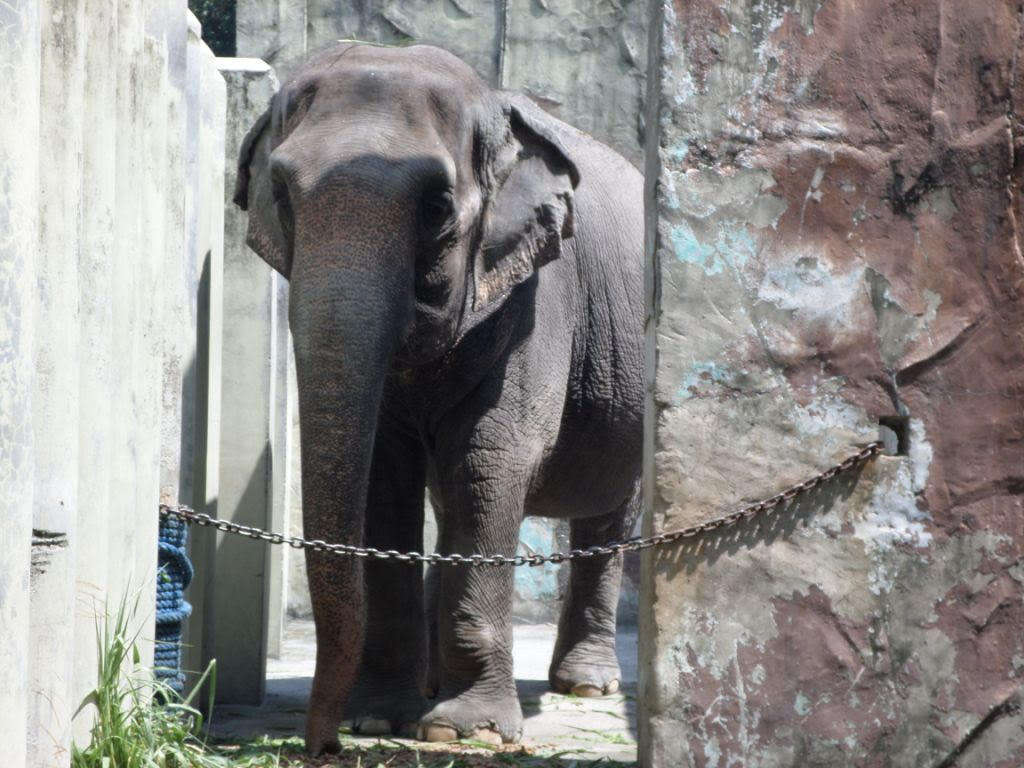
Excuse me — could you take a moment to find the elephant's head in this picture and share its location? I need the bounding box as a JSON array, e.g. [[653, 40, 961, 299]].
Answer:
[[233, 42, 578, 752]]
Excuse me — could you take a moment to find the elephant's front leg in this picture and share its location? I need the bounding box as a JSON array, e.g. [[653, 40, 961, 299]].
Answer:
[[418, 480, 523, 745], [345, 424, 429, 736]]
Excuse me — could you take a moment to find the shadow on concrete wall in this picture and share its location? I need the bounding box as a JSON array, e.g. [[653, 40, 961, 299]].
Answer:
[[650, 468, 866, 580]]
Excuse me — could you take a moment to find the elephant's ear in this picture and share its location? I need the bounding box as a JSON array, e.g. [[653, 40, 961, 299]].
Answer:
[[233, 98, 292, 279], [473, 100, 579, 309]]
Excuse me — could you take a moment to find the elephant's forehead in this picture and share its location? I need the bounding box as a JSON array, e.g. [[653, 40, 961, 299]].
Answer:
[[298, 43, 486, 108]]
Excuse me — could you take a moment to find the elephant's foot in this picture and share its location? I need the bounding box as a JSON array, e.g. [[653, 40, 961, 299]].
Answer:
[[549, 635, 621, 697], [417, 690, 523, 745], [344, 679, 427, 737], [305, 710, 343, 757]]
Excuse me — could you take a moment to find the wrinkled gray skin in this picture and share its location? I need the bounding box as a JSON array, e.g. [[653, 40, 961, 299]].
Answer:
[[234, 43, 642, 755]]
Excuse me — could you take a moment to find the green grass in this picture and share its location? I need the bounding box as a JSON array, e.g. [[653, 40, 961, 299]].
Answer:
[[70, 591, 285, 768], [68, 590, 637, 767]]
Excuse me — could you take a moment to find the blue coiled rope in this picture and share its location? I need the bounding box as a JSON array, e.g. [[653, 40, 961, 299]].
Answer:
[[155, 513, 193, 694]]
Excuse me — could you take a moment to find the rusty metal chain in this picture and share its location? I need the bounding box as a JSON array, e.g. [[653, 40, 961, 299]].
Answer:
[[159, 441, 883, 567]]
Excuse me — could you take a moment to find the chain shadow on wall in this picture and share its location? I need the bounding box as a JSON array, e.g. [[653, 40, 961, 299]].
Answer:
[[650, 465, 869, 580]]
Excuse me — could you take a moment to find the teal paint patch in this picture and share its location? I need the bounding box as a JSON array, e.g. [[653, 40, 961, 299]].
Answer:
[[670, 221, 715, 269], [671, 219, 757, 275], [515, 518, 560, 600], [675, 361, 732, 402]]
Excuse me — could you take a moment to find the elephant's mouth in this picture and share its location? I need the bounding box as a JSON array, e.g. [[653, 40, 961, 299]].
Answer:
[[392, 300, 463, 368]]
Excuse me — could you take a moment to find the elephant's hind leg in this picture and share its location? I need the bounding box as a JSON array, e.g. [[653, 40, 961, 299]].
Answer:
[[549, 480, 640, 697], [345, 426, 429, 737]]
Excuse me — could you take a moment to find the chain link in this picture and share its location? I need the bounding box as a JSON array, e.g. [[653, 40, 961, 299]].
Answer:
[[160, 442, 883, 567]]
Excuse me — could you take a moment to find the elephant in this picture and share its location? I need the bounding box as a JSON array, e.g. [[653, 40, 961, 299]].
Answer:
[[233, 42, 643, 755]]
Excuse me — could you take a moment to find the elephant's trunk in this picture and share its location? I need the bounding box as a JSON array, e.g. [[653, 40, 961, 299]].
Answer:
[[289, 245, 413, 751]]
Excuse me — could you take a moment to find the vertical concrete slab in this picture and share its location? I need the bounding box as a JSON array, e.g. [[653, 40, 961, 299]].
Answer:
[[184, 32, 228, 694], [0, 2, 39, 764], [214, 57, 279, 704], [641, 1, 1024, 766], [73, 0, 119, 746], [182, 10, 211, 687], [108, 0, 145, 618], [285, 364, 309, 618], [156, 0, 196, 516], [266, 284, 293, 658], [30, 0, 85, 763], [129, 32, 171, 673]]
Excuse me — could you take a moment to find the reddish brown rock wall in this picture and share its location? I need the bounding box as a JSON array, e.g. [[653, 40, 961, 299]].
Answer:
[[641, 1, 1024, 765]]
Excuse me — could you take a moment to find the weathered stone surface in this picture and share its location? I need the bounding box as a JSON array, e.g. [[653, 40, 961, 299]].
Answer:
[[503, 0, 647, 166], [0, 2, 39, 764], [238, 0, 499, 88], [641, 1, 1024, 766], [236, 0, 646, 164], [73, 0, 119, 746], [31, 0, 85, 762]]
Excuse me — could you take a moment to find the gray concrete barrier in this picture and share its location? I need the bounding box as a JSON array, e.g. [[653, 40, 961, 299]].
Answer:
[[0, 2, 227, 764], [211, 57, 287, 704], [0, 2, 41, 764]]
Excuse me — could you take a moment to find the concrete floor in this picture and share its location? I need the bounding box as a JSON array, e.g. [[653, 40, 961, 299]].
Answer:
[[211, 619, 638, 763]]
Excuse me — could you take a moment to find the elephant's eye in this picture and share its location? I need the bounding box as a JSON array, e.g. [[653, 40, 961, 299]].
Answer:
[[418, 188, 456, 240]]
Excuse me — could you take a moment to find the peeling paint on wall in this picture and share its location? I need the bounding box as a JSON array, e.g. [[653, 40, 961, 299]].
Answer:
[[642, 0, 1024, 765]]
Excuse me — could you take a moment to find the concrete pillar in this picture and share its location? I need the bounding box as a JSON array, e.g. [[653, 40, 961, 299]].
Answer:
[[267, 286, 293, 658], [72, 0, 119, 746], [127, 32, 171, 673], [213, 57, 279, 704], [0, 2, 40, 764], [640, 1, 1024, 766], [156, 0, 196, 516], [183, 20, 227, 694], [30, 0, 85, 763], [285, 365, 309, 618]]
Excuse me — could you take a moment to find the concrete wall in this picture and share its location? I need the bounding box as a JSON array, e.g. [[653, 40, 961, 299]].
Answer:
[[236, 0, 647, 626], [640, 1, 1024, 766], [0, 2, 41, 765], [0, 3, 227, 764], [235, 0, 648, 164], [209, 57, 290, 701]]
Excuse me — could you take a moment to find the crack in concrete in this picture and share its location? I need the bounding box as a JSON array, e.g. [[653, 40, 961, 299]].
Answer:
[[932, 692, 1022, 768], [895, 319, 979, 386]]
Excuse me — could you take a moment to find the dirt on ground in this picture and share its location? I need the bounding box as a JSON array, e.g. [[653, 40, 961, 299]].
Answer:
[[213, 735, 633, 767]]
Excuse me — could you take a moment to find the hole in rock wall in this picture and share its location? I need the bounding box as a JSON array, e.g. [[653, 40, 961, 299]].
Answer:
[[879, 414, 911, 456]]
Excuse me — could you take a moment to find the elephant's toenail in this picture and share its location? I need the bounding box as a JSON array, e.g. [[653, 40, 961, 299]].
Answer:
[[570, 683, 604, 698], [420, 724, 459, 742], [470, 728, 503, 746], [604, 679, 620, 695], [355, 717, 392, 735]]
